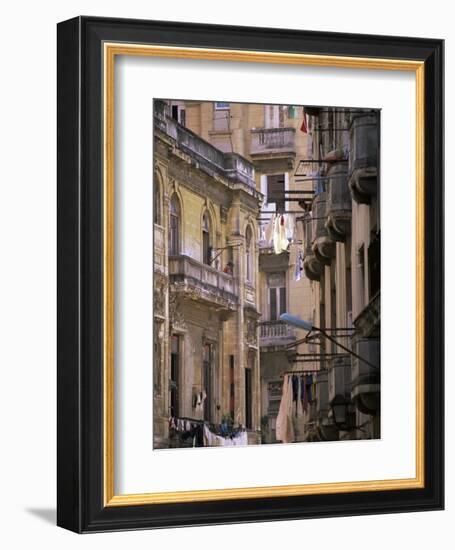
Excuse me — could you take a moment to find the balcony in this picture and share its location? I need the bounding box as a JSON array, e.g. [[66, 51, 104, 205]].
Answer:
[[259, 244, 290, 271], [169, 255, 238, 311], [351, 338, 380, 415], [348, 114, 379, 204], [302, 216, 323, 281], [250, 127, 296, 171], [259, 320, 296, 349], [312, 193, 335, 265], [325, 163, 352, 242], [154, 100, 257, 191]]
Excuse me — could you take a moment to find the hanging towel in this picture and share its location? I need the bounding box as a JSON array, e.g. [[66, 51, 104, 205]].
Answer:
[[285, 214, 295, 241], [276, 375, 295, 444], [279, 215, 289, 252], [265, 214, 275, 245], [273, 215, 281, 254]]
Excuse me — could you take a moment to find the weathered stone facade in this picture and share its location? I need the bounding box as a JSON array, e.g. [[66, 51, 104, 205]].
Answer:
[[153, 101, 262, 447]]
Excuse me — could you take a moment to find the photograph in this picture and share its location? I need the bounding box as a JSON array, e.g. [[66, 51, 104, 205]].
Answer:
[[153, 99, 380, 449]]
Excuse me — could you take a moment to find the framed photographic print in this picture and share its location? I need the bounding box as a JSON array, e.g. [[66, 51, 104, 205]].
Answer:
[[57, 16, 444, 532]]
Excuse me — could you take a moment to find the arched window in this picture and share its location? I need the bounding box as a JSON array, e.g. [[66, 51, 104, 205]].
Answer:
[[202, 212, 212, 265], [154, 178, 162, 225], [169, 194, 181, 256], [245, 226, 253, 283]]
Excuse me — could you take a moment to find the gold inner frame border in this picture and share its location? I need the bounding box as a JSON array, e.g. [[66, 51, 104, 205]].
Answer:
[[103, 42, 425, 506]]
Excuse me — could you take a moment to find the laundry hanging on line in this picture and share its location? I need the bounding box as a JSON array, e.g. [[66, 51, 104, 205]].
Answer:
[[295, 249, 304, 281], [203, 425, 248, 447], [262, 213, 295, 255], [275, 374, 295, 443]]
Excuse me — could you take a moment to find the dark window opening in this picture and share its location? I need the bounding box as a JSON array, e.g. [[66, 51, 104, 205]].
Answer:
[[154, 182, 162, 225], [203, 344, 214, 422], [245, 367, 253, 430], [279, 286, 287, 317], [267, 174, 285, 213], [245, 226, 253, 282], [229, 355, 235, 421], [171, 105, 186, 126], [202, 213, 211, 265], [368, 233, 380, 299], [170, 335, 180, 417], [270, 288, 277, 321], [169, 195, 180, 255]]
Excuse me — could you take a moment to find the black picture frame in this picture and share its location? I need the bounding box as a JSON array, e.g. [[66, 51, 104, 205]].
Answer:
[[57, 16, 444, 533]]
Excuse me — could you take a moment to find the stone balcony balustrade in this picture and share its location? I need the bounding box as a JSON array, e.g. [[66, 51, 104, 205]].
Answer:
[[168, 254, 238, 311], [250, 127, 296, 156]]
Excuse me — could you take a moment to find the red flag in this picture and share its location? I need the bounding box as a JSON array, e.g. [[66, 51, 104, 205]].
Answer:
[[300, 108, 308, 133]]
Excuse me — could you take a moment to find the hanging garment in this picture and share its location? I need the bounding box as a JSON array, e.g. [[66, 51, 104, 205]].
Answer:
[[285, 214, 295, 241], [300, 108, 308, 133], [203, 425, 247, 447], [264, 214, 275, 245], [272, 215, 289, 254], [260, 223, 266, 242], [204, 425, 223, 447], [301, 375, 308, 412], [306, 374, 313, 402], [292, 374, 299, 402], [272, 215, 282, 254], [232, 430, 248, 446], [295, 249, 304, 281], [279, 215, 289, 252], [296, 376, 303, 418], [276, 375, 295, 443], [293, 376, 306, 441]]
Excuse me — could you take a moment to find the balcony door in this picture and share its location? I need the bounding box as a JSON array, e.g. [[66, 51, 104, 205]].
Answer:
[[169, 194, 181, 256], [245, 351, 255, 430], [265, 105, 285, 129], [267, 272, 287, 321], [202, 212, 212, 265], [170, 334, 180, 418], [266, 174, 286, 213]]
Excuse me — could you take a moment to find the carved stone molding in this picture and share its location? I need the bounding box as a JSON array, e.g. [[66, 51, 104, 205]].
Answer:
[[169, 292, 186, 330]]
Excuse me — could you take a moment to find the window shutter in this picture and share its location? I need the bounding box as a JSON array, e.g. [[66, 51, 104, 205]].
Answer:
[[270, 288, 277, 320]]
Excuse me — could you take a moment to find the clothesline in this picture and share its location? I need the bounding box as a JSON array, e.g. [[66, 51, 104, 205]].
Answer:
[[281, 368, 321, 375]]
